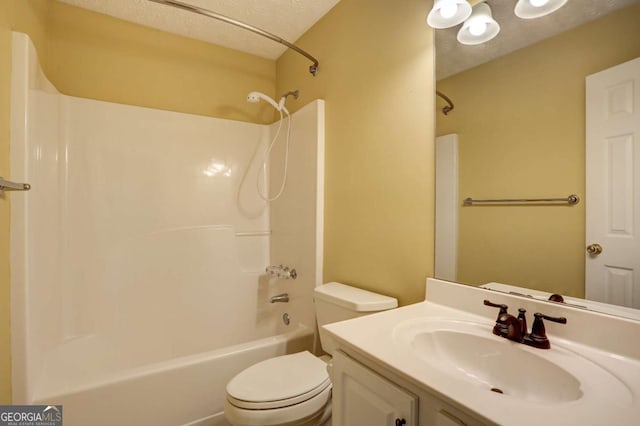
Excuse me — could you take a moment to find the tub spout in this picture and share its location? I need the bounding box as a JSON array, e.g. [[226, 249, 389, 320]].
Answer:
[[270, 293, 289, 303]]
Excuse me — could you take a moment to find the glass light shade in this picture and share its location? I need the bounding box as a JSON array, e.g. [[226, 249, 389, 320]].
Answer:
[[515, 0, 568, 19], [427, 0, 472, 29], [530, 0, 550, 6], [457, 3, 500, 45]]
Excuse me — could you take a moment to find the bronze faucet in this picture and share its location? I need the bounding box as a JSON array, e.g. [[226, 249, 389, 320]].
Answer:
[[484, 300, 567, 349]]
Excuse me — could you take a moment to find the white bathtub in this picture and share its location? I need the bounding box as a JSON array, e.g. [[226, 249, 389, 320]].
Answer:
[[33, 325, 314, 426]]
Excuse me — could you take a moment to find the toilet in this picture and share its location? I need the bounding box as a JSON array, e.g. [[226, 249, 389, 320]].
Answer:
[[223, 282, 398, 426]]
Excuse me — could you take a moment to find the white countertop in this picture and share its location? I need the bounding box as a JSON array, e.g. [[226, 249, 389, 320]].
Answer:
[[323, 282, 640, 426]]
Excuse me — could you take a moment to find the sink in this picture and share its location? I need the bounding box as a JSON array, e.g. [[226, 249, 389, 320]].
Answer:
[[393, 318, 608, 404]]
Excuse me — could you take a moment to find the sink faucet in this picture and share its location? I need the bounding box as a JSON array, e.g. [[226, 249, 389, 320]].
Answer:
[[502, 314, 524, 342], [483, 300, 525, 342], [484, 300, 567, 349]]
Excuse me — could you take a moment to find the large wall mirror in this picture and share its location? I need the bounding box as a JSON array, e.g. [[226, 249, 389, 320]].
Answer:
[[434, 0, 640, 319]]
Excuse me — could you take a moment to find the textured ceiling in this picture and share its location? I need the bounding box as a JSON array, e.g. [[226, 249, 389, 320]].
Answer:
[[57, 0, 639, 77], [58, 0, 341, 60], [436, 0, 640, 80]]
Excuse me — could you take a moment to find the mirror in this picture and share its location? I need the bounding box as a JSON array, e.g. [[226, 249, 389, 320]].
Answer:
[[433, 0, 640, 319]]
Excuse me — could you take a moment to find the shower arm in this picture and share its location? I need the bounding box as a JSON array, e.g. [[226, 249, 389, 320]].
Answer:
[[148, 0, 320, 76]]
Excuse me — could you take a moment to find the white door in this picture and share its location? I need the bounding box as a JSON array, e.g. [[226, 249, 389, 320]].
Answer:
[[586, 57, 640, 308]]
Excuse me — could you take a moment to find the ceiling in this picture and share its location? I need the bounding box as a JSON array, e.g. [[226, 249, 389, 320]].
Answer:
[[58, 0, 342, 60], [436, 0, 640, 80], [58, 0, 639, 77]]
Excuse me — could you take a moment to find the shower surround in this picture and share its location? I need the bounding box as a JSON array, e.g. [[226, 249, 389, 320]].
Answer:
[[10, 33, 324, 426]]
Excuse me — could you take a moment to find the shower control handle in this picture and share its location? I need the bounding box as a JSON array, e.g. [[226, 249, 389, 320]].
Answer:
[[265, 265, 297, 280]]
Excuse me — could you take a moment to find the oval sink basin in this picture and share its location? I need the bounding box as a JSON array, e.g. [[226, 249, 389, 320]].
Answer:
[[393, 319, 585, 403]]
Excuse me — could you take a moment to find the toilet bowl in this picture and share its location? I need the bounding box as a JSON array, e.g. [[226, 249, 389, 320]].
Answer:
[[224, 351, 331, 426], [223, 282, 398, 426]]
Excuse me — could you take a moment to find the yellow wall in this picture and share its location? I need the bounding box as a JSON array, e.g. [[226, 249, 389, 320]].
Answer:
[[47, 1, 276, 124], [1, 0, 434, 401], [0, 0, 51, 405], [437, 4, 640, 297], [1, 0, 278, 403], [276, 0, 436, 305]]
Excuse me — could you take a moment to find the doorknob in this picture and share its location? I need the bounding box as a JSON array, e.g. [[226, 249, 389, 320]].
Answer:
[[586, 243, 603, 255]]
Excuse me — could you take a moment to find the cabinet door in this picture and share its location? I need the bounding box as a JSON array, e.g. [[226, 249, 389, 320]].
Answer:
[[332, 351, 417, 426]]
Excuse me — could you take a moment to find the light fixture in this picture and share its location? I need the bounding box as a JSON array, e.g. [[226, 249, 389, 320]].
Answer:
[[427, 0, 472, 29], [427, 0, 569, 46], [515, 0, 568, 19], [457, 3, 500, 45]]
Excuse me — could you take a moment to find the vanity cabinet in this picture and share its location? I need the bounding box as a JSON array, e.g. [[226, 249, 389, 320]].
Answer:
[[332, 350, 486, 426], [332, 350, 417, 426]]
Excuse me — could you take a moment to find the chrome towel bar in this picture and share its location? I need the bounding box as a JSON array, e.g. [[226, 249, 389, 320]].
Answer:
[[463, 194, 580, 206], [0, 177, 31, 195]]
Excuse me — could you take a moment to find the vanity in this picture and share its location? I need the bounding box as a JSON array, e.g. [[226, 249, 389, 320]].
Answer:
[[323, 278, 640, 425]]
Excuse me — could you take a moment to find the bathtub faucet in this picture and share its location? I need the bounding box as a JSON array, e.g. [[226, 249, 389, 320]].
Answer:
[[270, 293, 290, 303], [265, 265, 297, 280]]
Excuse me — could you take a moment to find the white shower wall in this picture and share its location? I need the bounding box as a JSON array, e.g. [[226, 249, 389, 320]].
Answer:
[[11, 32, 324, 412], [268, 100, 325, 332]]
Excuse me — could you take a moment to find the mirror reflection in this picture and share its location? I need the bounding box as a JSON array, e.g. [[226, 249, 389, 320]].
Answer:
[[434, 0, 640, 318]]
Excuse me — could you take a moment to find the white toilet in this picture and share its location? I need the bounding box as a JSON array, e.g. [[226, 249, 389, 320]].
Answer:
[[223, 282, 398, 426]]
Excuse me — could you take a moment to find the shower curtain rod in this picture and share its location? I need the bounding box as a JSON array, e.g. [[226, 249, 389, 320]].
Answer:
[[148, 0, 319, 76]]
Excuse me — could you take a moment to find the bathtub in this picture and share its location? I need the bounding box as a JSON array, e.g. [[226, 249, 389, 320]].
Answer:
[[33, 325, 314, 426]]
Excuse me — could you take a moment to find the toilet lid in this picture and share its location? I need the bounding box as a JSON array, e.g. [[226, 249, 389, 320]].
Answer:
[[226, 351, 330, 409]]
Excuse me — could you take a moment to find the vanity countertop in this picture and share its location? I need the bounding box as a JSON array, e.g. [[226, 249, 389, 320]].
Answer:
[[323, 279, 640, 426]]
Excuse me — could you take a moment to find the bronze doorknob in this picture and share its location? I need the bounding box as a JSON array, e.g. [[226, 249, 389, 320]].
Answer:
[[586, 243, 603, 255]]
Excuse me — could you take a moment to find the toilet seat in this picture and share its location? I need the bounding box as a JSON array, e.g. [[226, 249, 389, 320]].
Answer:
[[225, 351, 332, 426], [226, 351, 330, 409], [224, 385, 331, 426], [228, 377, 331, 410]]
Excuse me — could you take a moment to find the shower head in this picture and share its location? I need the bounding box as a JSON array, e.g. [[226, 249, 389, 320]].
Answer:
[[247, 91, 281, 111]]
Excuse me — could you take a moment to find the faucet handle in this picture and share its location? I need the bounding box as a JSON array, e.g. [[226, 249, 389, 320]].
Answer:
[[524, 312, 567, 349], [548, 293, 565, 303], [538, 313, 567, 324], [483, 299, 508, 312], [484, 300, 509, 337]]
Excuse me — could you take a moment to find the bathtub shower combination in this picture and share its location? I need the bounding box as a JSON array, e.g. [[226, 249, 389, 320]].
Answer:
[[10, 33, 325, 426]]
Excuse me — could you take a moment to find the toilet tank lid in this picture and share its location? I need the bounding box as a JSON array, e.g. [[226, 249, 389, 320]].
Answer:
[[313, 282, 398, 312]]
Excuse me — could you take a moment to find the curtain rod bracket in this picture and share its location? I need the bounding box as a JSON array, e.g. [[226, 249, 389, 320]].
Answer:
[[148, 0, 319, 76], [0, 177, 31, 196], [436, 90, 454, 115]]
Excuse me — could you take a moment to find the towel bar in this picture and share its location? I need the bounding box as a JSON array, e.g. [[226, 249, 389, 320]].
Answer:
[[463, 194, 579, 206]]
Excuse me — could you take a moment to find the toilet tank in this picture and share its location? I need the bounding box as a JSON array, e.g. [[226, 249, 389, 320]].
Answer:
[[313, 282, 397, 355]]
